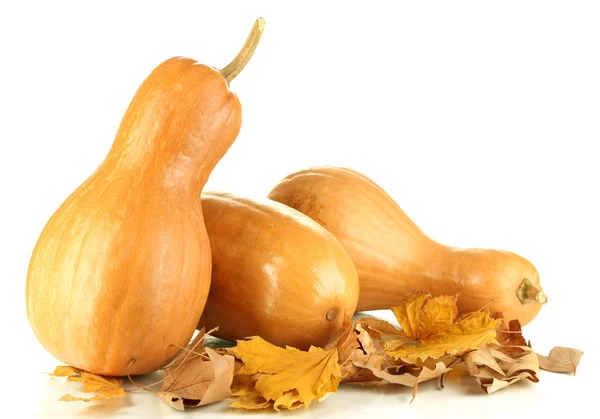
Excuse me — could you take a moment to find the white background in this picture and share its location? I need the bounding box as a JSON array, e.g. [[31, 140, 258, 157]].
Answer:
[[1, 1, 598, 418]]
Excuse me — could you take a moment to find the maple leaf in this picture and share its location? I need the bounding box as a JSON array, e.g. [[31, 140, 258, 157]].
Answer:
[[495, 319, 529, 356], [391, 291, 430, 339], [350, 323, 452, 401], [385, 292, 501, 363], [48, 366, 126, 402], [356, 317, 409, 339], [537, 346, 584, 375], [464, 344, 539, 394], [228, 336, 341, 410], [156, 328, 235, 411], [230, 373, 273, 409]]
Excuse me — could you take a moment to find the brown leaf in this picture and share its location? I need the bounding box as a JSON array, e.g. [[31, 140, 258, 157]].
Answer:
[[162, 356, 212, 400], [340, 364, 383, 383], [464, 345, 539, 394], [352, 324, 450, 391], [496, 319, 528, 356], [156, 392, 187, 411], [157, 329, 235, 410], [537, 346, 584, 375], [330, 320, 360, 366], [48, 366, 126, 402]]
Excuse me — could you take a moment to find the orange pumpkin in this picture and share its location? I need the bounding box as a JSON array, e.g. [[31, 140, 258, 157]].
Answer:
[[26, 19, 265, 376], [268, 166, 547, 326], [198, 192, 360, 350]]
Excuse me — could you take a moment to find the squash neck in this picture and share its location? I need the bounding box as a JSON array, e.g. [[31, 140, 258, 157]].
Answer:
[[103, 59, 241, 195], [102, 145, 226, 196]]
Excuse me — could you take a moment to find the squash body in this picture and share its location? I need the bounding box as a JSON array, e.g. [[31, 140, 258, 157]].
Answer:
[[26, 58, 242, 376], [198, 192, 360, 350], [268, 166, 545, 326]]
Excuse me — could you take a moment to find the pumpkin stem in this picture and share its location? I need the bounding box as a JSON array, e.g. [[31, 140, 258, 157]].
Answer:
[[220, 17, 266, 83], [517, 278, 548, 305]]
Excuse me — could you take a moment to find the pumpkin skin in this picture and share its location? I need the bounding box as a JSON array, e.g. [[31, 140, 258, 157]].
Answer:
[[198, 192, 360, 350], [268, 166, 546, 326], [26, 58, 243, 376]]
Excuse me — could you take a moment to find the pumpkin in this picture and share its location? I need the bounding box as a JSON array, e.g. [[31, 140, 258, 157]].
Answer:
[[25, 19, 265, 376], [197, 192, 360, 350], [268, 166, 547, 326]]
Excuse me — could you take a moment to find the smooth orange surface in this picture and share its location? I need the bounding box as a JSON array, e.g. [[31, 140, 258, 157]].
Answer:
[[268, 166, 545, 326], [26, 58, 242, 376], [198, 192, 360, 350]]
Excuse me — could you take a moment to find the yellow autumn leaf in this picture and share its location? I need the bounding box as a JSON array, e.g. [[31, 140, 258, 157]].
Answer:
[[48, 366, 126, 402], [418, 295, 458, 339], [386, 293, 501, 363], [229, 373, 274, 409], [229, 336, 341, 410], [391, 292, 429, 339]]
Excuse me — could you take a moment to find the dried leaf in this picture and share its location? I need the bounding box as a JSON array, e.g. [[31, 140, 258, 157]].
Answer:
[[386, 295, 501, 363], [391, 291, 429, 338], [464, 345, 506, 377], [156, 392, 187, 411], [273, 390, 304, 411], [537, 346, 584, 375], [48, 366, 126, 402], [356, 318, 409, 339], [352, 324, 450, 389], [229, 336, 341, 410], [418, 295, 458, 339], [230, 394, 272, 410], [495, 319, 528, 356], [330, 320, 360, 365], [465, 345, 539, 394], [230, 374, 274, 409], [157, 329, 235, 411], [50, 366, 79, 377], [340, 364, 383, 383]]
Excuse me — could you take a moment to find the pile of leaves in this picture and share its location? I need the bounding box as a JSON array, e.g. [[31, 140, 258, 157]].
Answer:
[[48, 291, 584, 411]]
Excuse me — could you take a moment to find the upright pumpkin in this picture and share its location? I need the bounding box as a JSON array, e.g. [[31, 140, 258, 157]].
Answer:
[[26, 19, 265, 376], [198, 192, 360, 350], [268, 166, 547, 326]]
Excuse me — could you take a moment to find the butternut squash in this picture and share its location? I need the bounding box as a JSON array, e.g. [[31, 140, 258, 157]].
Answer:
[[198, 192, 360, 350], [268, 166, 547, 326], [25, 19, 265, 376]]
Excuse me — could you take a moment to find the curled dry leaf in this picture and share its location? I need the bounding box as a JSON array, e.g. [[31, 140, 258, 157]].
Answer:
[[228, 336, 341, 411], [496, 319, 529, 356], [537, 346, 584, 375], [48, 366, 126, 402], [464, 344, 539, 394], [330, 317, 360, 365], [334, 321, 454, 402], [356, 318, 410, 340], [157, 328, 235, 411], [385, 292, 501, 363], [350, 323, 451, 401]]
